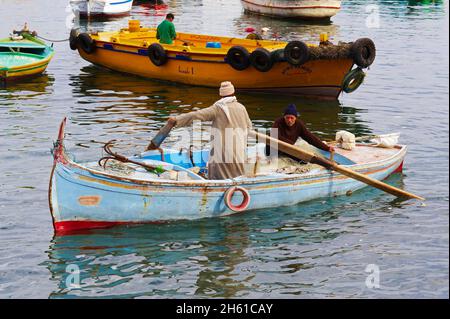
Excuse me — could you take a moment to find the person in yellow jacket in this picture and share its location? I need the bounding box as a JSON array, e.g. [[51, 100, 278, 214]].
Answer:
[[167, 82, 253, 180]]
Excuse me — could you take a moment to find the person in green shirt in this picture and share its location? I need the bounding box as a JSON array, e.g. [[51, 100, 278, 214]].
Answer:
[[156, 13, 176, 45]]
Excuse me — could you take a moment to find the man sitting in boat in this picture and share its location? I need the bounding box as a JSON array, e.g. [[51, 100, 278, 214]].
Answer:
[[267, 104, 335, 159], [167, 81, 252, 180], [156, 13, 176, 45]]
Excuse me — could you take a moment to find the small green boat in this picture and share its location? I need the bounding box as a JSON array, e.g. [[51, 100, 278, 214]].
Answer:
[[0, 29, 54, 83]]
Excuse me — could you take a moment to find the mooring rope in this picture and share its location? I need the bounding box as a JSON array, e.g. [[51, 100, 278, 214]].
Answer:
[[35, 35, 69, 42]]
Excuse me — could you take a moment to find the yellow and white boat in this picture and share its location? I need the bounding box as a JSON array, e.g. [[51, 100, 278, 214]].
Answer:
[[70, 20, 376, 99]]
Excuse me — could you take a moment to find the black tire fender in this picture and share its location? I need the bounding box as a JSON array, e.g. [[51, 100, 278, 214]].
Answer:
[[226, 46, 250, 71], [284, 41, 309, 66], [271, 49, 285, 62], [351, 38, 376, 68], [250, 48, 274, 72], [342, 67, 366, 93], [148, 43, 168, 66], [69, 29, 79, 51], [77, 33, 96, 55]]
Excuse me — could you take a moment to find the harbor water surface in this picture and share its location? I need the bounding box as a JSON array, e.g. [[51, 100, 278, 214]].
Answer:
[[0, 0, 448, 298]]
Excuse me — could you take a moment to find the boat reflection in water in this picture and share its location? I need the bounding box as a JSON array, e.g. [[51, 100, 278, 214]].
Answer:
[[343, 0, 445, 16], [406, 0, 445, 15], [0, 74, 54, 100], [235, 9, 340, 42], [68, 64, 373, 149]]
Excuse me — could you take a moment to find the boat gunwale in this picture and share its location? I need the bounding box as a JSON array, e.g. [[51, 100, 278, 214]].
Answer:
[[89, 30, 298, 57], [96, 40, 231, 60], [56, 144, 407, 188], [92, 40, 285, 57]]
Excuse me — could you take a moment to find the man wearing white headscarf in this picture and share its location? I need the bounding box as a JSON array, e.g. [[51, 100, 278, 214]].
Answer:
[[167, 81, 252, 180]]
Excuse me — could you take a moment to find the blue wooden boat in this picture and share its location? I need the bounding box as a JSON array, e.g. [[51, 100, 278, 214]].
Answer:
[[49, 118, 407, 233]]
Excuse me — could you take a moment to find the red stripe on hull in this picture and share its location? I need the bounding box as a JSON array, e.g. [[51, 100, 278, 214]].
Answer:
[[393, 161, 404, 173], [55, 221, 125, 233], [54, 220, 166, 234]]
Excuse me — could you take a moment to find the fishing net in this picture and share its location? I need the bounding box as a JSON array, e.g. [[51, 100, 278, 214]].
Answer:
[[308, 41, 353, 60]]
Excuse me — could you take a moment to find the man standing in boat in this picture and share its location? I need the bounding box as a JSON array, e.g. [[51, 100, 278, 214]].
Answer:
[[167, 81, 253, 180], [267, 104, 335, 158], [156, 13, 176, 45]]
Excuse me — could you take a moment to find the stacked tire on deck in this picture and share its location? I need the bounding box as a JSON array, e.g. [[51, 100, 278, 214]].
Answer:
[[70, 30, 97, 55]]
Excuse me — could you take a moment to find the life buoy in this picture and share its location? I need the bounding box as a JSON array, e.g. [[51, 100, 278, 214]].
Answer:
[[224, 186, 251, 212], [342, 67, 366, 93], [284, 41, 309, 66], [148, 43, 168, 66], [77, 33, 96, 54], [250, 48, 274, 72], [351, 38, 376, 68], [226, 46, 250, 71], [69, 29, 79, 51]]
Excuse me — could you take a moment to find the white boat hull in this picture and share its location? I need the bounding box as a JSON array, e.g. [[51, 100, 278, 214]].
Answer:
[[70, 0, 133, 17], [241, 0, 341, 19]]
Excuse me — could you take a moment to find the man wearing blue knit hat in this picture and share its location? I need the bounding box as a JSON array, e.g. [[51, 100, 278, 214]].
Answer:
[[266, 103, 334, 157]]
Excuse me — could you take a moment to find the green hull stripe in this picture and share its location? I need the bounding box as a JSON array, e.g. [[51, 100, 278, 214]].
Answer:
[[5, 62, 49, 74]]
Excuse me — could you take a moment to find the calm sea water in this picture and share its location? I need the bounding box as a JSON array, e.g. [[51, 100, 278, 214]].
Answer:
[[0, 0, 448, 298]]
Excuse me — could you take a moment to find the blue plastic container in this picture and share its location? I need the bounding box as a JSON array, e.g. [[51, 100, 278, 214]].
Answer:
[[206, 42, 221, 48]]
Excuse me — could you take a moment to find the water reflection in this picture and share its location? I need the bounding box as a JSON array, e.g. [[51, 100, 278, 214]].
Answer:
[[343, 0, 446, 17], [68, 65, 373, 145], [406, 0, 445, 15], [45, 217, 254, 298], [236, 11, 341, 42], [0, 74, 54, 102]]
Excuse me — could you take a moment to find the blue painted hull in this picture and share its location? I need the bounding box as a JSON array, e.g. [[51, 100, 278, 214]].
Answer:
[[49, 119, 407, 233]]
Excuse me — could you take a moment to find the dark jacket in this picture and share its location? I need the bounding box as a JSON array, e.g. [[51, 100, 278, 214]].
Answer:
[[266, 117, 331, 158]]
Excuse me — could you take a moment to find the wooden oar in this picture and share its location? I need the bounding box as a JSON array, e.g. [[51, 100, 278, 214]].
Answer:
[[145, 121, 176, 151], [250, 130, 424, 200]]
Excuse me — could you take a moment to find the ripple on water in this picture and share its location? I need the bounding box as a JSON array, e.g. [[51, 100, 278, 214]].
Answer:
[[0, 0, 448, 298]]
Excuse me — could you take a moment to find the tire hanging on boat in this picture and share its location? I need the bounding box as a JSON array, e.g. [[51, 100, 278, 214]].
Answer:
[[77, 33, 96, 54], [69, 29, 79, 51], [284, 41, 309, 66], [351, 38, 376, 68], [226, 46, 251, 71], [148, 43, 168, 66], [224, 186, 251, 212], [250, 48, 274, 72], [271, 49, 285, 62], [342, 67, 366, 93]]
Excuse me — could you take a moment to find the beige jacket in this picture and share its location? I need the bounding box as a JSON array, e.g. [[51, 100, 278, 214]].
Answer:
[[175, 97, 252, 180]]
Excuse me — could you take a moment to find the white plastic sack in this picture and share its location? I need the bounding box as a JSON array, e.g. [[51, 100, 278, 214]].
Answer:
[[370, 133, 400, 148], [335, 131, 356, 150]]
